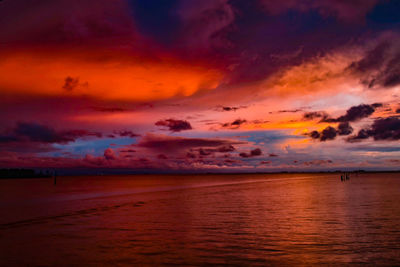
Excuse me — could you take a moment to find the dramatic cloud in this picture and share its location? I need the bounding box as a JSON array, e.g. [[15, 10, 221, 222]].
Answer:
[[0, 0, 137, 45], [337, 122, 353, 136], [155, 119, 193, 132], [371, 116, 400, 140], [348, 34, 400, 89], [137, 133, 245, 153], [347, 129, 373, 142], [1, 1, 400, 171], [309, 131, 320, 140], [0, 122, 102, 144], [260, 0, 379, 22], [239, 148, 262, 158], [321, 126, 338, 141], [347, 117, 400, 142], [177, 0, 235, 50], [323, 104, 381, 123], [309, 126, 337, 142]]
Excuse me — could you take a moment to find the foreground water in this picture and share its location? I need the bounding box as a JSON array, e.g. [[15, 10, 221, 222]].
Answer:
[[0, 173, 399, 266]]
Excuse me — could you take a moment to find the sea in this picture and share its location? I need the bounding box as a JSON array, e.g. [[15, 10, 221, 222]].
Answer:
[[0, 173, 400, 266]]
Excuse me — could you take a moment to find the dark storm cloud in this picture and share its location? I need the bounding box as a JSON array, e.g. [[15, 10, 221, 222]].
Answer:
[[309, 126, 337, 141], [129, 0, 181, 45], [337, 122, 353, 135], [128, 0, 390, 88], [130, 0, 235, 50], [3, 0, 396, 90], [347, 117, 400, 142], [0, 135, 18, 143], [348, 35, 400, 89], [367, 117, 400, 140], [349, 146, 400, 152], [346, 129, 370, 142], [220, 0, 390, 85], [269, 153, 278, 157], [0, 122, 102, 144], [309, 131, 320, 140], [260, 0, 379, 22], [305, 104, 381, 140], [239, 148, 262, 158], [320, 126, 337, 141], [0, 0, 137, 45], [323, 104, 380, 123], [138, 133, 245, 153], [0, 123, 103, 154], [155, 119, 192, 132]]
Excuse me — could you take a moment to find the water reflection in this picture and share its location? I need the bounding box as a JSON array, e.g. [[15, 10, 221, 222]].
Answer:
[[1, 173, 400, 265]]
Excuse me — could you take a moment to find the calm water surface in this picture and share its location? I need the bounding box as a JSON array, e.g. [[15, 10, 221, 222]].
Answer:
[[1, 173, 400, 266]]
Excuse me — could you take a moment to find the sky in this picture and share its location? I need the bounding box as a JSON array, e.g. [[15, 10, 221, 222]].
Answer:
[[0, 0, 400, 172]]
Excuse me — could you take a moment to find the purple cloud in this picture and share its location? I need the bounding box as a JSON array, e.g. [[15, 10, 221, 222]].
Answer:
[[155, 119, 192, 132], [239, 148, 262, 158]]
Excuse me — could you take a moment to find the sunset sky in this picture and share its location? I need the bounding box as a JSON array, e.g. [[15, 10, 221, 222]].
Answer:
[[1, 0, 400, 172]]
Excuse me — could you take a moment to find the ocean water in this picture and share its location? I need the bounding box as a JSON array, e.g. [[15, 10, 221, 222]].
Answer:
[[0, 173, 400, 266]]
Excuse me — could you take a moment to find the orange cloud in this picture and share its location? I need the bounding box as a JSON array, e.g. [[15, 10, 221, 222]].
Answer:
[[0, 49, 223, 101], [263, 51, 360, 97]]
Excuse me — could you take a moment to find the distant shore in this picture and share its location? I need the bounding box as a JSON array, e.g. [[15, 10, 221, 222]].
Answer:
[[0, 168, 399, 179], [0, 169, 52, 179]]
